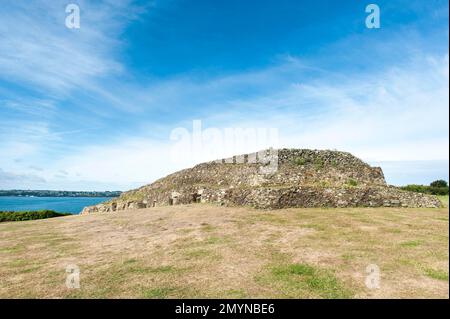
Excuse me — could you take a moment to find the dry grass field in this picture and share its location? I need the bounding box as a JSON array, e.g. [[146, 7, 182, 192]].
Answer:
[[0, 202, 448, 299]]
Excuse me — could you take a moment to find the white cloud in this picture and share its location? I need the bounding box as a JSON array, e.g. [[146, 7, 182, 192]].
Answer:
[[37, 53, 448, 190], [52, 137, 175, 189], [0, 168, 47, 189], [0, 0, 146, 97], [279, 54, 449, 161]]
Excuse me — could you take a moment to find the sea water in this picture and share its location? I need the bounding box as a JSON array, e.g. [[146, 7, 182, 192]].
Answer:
[[0, 196, 113, 214]]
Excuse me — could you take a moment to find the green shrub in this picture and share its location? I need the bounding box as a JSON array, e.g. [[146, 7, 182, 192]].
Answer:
[[314, 159, 324, 169], [346, 179, 358, 187], [0, 210, 70, 222], [294, 158, 307, 166], [429, 187, 449, 195], [400, 183, 449, 196], [430, 180, 448, 188], [400, 184, 429, 193]]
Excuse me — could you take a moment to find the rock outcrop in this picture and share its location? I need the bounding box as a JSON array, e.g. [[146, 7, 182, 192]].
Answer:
[[81, 148, 442, 214]]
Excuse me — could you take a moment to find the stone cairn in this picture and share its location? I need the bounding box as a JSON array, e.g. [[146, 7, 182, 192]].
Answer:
[[81, 148, 441, 214]]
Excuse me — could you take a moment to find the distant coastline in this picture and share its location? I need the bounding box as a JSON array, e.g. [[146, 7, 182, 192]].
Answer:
[[0, 190, 122, 198]]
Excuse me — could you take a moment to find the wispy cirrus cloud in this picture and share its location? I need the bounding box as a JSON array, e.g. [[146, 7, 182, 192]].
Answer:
[[0, 0, 145, 95]]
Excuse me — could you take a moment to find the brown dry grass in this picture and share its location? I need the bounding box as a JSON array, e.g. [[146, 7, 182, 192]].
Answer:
[[0, 204, 448, 298]]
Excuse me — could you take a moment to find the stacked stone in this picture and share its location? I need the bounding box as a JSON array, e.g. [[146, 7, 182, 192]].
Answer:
[[80, 148, 441, 214]]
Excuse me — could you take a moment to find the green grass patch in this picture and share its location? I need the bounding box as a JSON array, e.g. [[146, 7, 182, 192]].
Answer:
[[128, 264, 176, 274], [250, 213, 289, 225], [0, 245, 26, 253], [424, 268, 449, 281], [142, 287, 175, 298], [185, 249, 211, 258], [148, 266, 175, 273], [273, 264, 316, 276], [18, 265, 42, 274], [267, 263, 352, 298], [400, 240, 423, 247], [204, 236, 228, 245], [341, 253, 357, 261], [383, 228, 402, 234], [224, 289, 247, 298], [183, 249, 222, 262], [437, 195, 449, 208], [3, 259, 31, 269]]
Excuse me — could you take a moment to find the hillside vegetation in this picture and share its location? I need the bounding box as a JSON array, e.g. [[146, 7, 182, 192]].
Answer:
[[401, 180, 449, 196], [0, 210, 70, 222]]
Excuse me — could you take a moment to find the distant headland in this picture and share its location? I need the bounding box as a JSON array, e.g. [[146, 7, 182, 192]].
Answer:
[[0, 190, 122, 197]]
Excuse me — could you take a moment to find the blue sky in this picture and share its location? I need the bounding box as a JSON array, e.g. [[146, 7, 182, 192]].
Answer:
[[0, 0, 448, 190]]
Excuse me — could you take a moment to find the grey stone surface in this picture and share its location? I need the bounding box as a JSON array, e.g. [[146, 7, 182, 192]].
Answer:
[[81, 148, 441, 214]]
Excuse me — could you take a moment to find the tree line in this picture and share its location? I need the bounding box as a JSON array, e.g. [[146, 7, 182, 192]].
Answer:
[[401, 180, 449, 196]]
